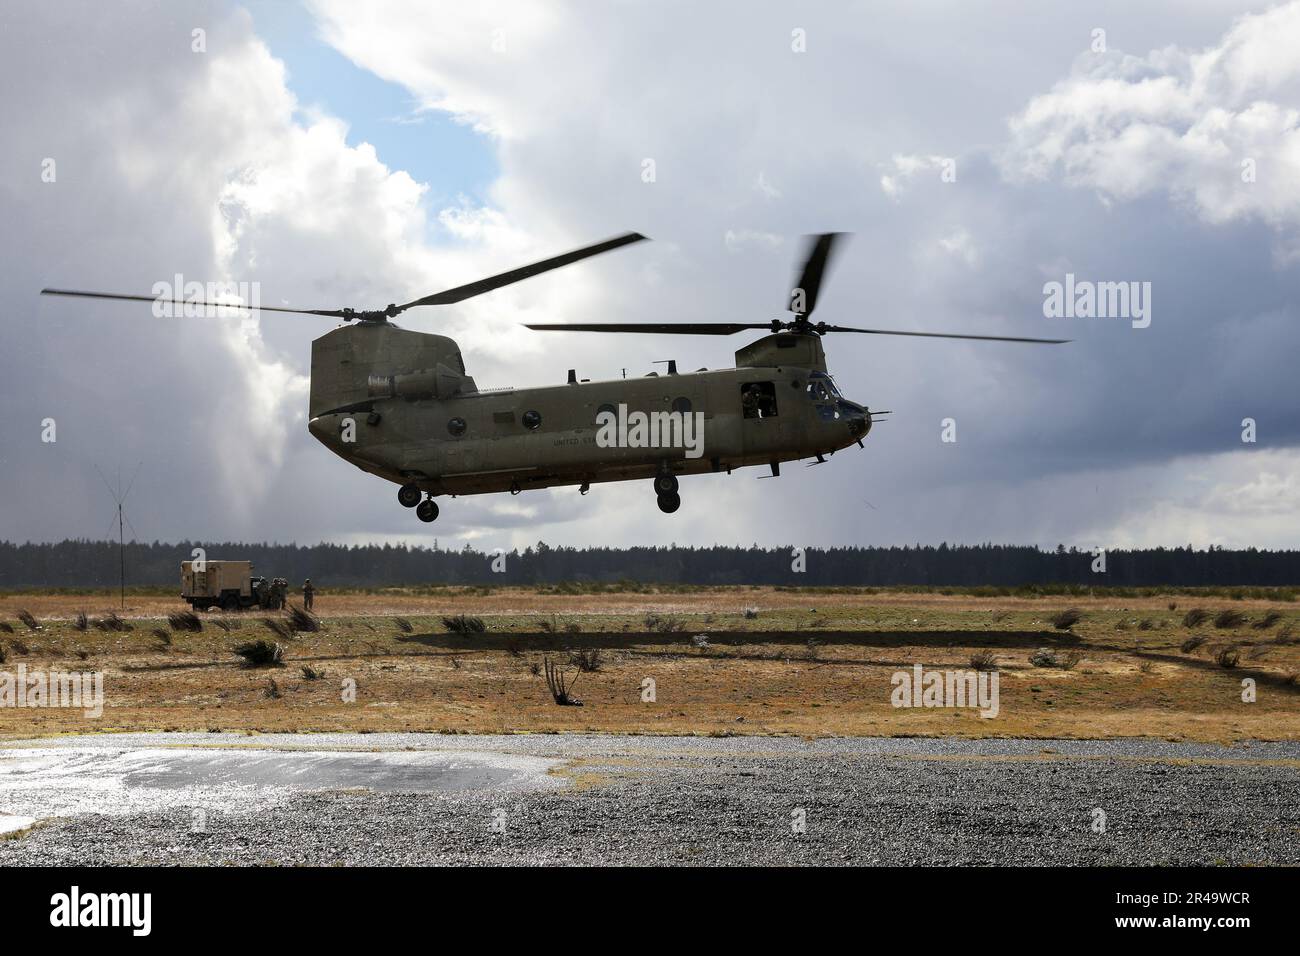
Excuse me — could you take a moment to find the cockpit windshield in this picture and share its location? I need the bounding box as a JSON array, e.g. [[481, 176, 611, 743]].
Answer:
[[806, 371, 841, 402]]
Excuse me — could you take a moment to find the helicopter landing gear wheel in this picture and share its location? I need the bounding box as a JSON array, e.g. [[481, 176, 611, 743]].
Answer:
[[398, 483, 421, 508], [656, 491, 681, 514], [653, 473, 679, 496], [416, 498, 439, 523]]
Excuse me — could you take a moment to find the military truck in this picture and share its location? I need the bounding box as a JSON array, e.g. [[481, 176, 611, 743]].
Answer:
[[180, 560, 268, 611]]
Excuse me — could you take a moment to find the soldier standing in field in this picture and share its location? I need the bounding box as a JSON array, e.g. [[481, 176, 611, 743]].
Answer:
[[302, 578, 315, 611]]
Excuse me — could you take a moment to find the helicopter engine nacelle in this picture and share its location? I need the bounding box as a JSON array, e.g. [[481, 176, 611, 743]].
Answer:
[[366, 364, 465, 401], [310, 323, 476, 417]]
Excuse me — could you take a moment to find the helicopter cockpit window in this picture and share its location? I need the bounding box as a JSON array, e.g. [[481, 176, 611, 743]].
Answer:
[[741, 382, 778, 419], [806, 372, 840, 402]]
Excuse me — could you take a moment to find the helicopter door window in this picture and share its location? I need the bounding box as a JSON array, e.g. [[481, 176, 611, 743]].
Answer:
[[741, 382, 778, 419]]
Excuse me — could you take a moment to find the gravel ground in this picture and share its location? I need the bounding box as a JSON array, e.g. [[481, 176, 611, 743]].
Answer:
[[1, 733, 1297, 866]]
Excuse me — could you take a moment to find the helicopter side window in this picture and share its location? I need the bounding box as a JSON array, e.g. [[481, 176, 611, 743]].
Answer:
[[740, 382, 778, 419]]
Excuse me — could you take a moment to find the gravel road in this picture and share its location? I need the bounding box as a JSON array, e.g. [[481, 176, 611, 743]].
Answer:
[[0, 733, 1296, 866]]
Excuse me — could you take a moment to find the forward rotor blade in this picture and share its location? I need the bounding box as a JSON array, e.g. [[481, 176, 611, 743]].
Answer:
[[821, 324, 1069, 344], [40, 288, 349, 317], [789, 232, 846, 317], [398, 232, 648, 312], [525, 322, 770, 335]]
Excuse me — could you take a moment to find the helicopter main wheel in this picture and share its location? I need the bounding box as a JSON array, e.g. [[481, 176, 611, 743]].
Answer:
[[656, 491, 681, 514], [398, 483, 422, 508], [653, 473, 679, 496], [416, 499, 439, 523]]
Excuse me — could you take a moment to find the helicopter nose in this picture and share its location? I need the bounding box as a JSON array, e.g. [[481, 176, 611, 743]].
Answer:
[[841, 401, 871, 439]]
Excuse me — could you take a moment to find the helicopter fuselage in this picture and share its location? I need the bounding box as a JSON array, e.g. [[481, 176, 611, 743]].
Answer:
[[306, 325, 870, 505]]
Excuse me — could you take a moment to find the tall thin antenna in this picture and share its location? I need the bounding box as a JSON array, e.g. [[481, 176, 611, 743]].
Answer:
[[96, 463, 141, 609]]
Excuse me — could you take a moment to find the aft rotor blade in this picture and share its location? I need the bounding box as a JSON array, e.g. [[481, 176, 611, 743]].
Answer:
[[789, 232, 846, 317], [822, 324, 1069, 344], [40, 288, 349, 317], [525, 322, 771, 335], [399, 232, 648, 311]]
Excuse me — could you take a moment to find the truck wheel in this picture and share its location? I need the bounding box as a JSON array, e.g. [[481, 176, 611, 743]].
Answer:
[[398, 483, 421, 508]]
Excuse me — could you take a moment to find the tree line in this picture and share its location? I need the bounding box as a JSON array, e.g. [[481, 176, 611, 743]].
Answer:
[[0, 539, 1297, 588]]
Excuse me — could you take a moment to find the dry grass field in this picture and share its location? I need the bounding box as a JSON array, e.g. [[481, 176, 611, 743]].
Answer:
[[1, 586, 1297, 741]]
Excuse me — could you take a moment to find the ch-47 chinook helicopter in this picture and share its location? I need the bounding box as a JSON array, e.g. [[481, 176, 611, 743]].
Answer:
[[42, 232, 1065, 522]]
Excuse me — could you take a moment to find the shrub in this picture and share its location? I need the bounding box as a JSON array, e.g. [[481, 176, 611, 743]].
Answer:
[[568, 648, 603, 672], [0, 621, 11, 633], [261, 617, 293, 640], [1050, 609, 1082, 630], [1137, 619, 1155, 631], [287, 605, 321, 633], [742, 607, 759, 620], [1253, 611, 1284, 630], [970, 650, 998, 671], [1180, 635, 1207, 654], [211, 618, 235, 632], [1028, 648, 1082, 670], [234, 640, 283, 667], [167, 611, 203, 632], [152, 628, 171, 646], [443, 614, 486, 634], [74, 611, 89, 632], [265, 678, 282, 699], [8, 638, 29, 655], [1182, 608, 1210, 628], [644, 613, 684, 633], [1029, 648, 1058, 668], [300, 665, 324, 681], [1216, 645, 1241, 669], [17, 610, 40, 631], [394, 617, 413, 634], [1214, 610, 1247, 629], [96, 611, 132, 632]]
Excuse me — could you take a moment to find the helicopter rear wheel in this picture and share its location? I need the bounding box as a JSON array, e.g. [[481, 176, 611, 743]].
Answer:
[[398, 483, 421, 508], [653, 473, 679, 495], [416, 499, 439, 523], [656, 492, 681, 514]]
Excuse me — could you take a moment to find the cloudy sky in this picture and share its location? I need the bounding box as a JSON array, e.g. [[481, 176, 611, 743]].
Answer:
[[2, 0, 1298, 552]]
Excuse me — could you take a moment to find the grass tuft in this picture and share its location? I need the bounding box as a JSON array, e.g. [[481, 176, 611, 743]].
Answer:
[[443, 614, 486, 634], [234, 639, 283, 668], [167, 611, 203, 632], [1050, 608, 1082, 630], [1213, 609, 1247, 629]]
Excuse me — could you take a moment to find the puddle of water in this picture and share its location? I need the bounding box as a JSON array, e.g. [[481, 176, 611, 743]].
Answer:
[[0, 745, 560, 822], [122, 750, 520, 792]]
